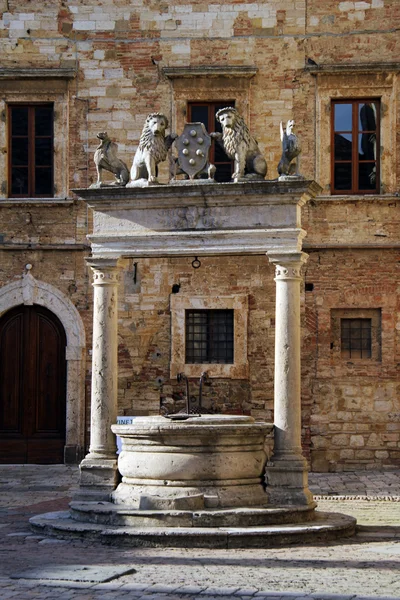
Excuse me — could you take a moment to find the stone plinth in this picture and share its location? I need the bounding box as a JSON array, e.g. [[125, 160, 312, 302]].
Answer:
[[111, 415, 272, 509]]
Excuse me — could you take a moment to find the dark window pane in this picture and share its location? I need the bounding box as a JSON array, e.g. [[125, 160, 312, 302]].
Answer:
[[334, 163, 352, 191], [185, 309, 234, 364], [11, 138, 29, 166], [334, 103, 352, 131], [190, 105, 209, 130], [341, 318, 372, 359], [359, 162, 377, 190], [359, 133, 376, 160], [35, 106, 53, 137], [334, 133, 352, 160], [11, 107, 29, 136], [35, 138, 52, 166], [35, 168, 52, 195], [359, 103, 377, 132], [11, 168, 29, 195]]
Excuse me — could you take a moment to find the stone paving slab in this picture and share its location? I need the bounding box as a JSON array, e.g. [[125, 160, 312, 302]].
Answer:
[[11, 564, 137, 583]]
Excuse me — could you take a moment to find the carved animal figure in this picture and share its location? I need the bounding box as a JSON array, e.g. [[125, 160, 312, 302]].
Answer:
[[93, 132, 129, 187], [130, 113, 177, 184], [278, 120, 301, 176], [213, 107, 267, 182]]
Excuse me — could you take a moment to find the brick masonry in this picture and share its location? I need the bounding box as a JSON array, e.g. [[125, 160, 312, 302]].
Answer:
[[0, 1, 399, 470]]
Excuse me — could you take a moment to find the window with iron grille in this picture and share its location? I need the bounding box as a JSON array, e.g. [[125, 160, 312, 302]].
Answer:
[[187, 101, 234, 182], [331, 99, 380, 195], [341, 318, 372, 359], [8, 104, 54, 198], [185, 309, 234, 364]]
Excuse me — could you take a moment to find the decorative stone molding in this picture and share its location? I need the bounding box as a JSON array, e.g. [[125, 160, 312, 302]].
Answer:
[[0, 68, 77, 79], [162, 66, 258, 79], [0, 270, 86, 463], [170, 294, 249, 379]]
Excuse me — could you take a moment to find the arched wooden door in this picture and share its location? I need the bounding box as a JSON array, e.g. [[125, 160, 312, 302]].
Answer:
[[0, 305, 67, 464]]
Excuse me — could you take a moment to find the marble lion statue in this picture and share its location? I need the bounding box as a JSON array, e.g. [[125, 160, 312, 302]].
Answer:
[[92, 132, 129, 187], [212, 107, 267, 182], [129, 113, 177, 184]]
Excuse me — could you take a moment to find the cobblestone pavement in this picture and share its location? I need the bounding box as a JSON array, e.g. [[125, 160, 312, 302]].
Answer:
[[0, 465, 400, 600]]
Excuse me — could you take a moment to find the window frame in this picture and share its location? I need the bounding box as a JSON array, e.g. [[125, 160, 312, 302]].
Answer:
[[187, 100, 235, 182], [8, 103, 54, 199], [170, 294, 249, 379], [330, 308, 381, 363], [331, 99, 380, 195]]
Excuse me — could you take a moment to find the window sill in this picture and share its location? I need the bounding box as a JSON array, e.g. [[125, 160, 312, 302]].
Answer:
[[0, 197, 74, 206]]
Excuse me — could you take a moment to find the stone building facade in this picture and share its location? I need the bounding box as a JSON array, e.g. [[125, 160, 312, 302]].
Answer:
[[0, 0, 399, 471]]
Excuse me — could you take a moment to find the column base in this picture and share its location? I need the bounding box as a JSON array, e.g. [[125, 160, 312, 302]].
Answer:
[[76, 455, 119, 501], [265, 457, 314, 506]]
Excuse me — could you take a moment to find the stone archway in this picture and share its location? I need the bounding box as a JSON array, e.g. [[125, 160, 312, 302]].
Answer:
[[0, 268, 86, 463]]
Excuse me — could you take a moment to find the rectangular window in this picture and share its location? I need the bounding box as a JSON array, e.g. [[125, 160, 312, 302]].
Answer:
[[332, 100, 380, 195], [187, 101, 234, 182], [185, 309, 234, 364], [341, 318, 372, 359], [8, 104, 54, 198]]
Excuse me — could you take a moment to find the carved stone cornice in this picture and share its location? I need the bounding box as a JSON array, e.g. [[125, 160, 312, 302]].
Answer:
[[0, 68, 77, 79], [306, 62, 400, 75], [162, 66, 258, 79]]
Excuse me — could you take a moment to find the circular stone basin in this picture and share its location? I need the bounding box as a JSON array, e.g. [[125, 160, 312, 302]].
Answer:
[[111, 415, 272, 509]]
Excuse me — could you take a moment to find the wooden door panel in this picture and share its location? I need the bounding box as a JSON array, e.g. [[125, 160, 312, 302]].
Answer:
[[0, 305, 66, 464], [34, 312, 65, 435], [0, 312, 24, 434]]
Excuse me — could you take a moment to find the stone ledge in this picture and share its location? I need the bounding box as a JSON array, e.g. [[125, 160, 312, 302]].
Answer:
[[30, 510, 356, 548], [306, 62, 400, 74], [0, 68, 77, 79], [162, 66, 258, 79]]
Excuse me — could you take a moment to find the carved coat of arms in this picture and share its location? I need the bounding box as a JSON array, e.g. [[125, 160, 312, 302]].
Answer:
[[175, 123, 215, 181]]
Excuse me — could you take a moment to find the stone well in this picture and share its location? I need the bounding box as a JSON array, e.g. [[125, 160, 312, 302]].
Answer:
[[30, 180, 357, 547], [111, 415, 271, 510]]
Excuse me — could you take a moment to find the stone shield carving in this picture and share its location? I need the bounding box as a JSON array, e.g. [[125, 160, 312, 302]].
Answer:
[[176, 123, 212, 180]]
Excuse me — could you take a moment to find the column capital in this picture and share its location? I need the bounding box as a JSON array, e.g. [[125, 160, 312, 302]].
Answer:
[[267, 251, 308, 281], [86, 257, 122, 286]]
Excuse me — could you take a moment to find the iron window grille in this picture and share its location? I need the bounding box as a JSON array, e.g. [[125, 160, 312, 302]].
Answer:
[[331, 99, 380, 195], [341, 318, 372, 359], [187, 101, 235, 182], [8, 104, 54, 198], [185, 309, 234, 364]]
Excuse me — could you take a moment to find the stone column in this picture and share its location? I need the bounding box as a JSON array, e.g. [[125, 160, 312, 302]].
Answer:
[[265, 251, 314, 506], [78, 257, 121, 500]]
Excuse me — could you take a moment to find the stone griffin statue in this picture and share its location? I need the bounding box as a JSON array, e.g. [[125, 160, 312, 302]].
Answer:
[[277, 119, 302, 178], [128, 113, 177, 185], [91, 132, 129, 188], [212, 107, 267, 182]]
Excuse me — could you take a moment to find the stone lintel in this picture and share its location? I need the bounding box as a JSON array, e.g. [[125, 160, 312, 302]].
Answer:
[[76, 181, 320, 258], [162, 66, 258, 79], [0, 68, 77, 79], [88, 229, 307, 258], [306, 62, 400, 75]]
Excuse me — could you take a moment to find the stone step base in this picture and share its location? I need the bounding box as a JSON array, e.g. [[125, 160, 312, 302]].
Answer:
[[69, 501, 317, 528], [30, 510, 356, 548]]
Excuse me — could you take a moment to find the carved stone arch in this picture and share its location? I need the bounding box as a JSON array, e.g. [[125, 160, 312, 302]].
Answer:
[[0, 271, 86, 463]]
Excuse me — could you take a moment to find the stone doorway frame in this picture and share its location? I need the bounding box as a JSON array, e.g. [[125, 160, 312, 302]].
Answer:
[[0, 269, 86, 463]]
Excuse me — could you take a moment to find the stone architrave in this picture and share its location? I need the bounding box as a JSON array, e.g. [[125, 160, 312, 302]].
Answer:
[[265, 251, 314, 506], [79, 257, 121, 500]]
